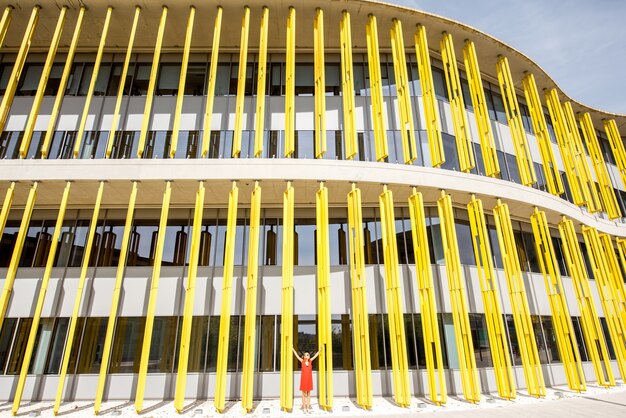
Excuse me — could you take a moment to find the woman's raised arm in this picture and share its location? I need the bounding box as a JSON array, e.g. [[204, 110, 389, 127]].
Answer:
[[292, 346, 303, 362]]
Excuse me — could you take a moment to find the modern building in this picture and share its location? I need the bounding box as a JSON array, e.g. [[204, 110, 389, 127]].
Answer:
[[0, 0, 625, 415]]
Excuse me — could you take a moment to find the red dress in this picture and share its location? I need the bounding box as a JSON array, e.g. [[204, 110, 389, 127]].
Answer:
[[299, 360, 313, 391]]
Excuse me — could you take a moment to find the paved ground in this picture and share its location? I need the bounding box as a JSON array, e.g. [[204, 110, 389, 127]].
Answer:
[[2, 385, 625, 417]]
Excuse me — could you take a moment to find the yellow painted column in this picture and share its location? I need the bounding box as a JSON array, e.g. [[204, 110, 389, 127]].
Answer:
[[440, 33, 475, 172], [201, 6, 223, 157], [521, 73, 563, 195], [94, 181, 138, 415], [174, 181, 205, 413], [19, 6, 67, 158], [0, 6, 39, 135], [280, 182, 295, 411], [414, 24, 444, 167], [603, 119, 626, 188], [437, 190, 480, 403], [136, 6, 168, 158], [214, 181, 239, 412], [492, 199, 546, 397], [559, 217, 614, 387], [530, 208, 585, 392], [467, 195, 515, 399], [233, 6, 251, 158], [579, 113, 621, 219], [253, 7, 269, 158], [496, 56, 536, 187], [105, 6, 140, 158], [241, 181, 262, 412], [563, 102, 601, 213], [366, 14, 388, 162], [379, 186, 411, 406], [284, 7, 296, 158], [73, 6, 113, 158], [462, 40, 499, 177], [347, 184, 373, 409], [390, 19, 417, 164], [340, 11, 357, 160], [545, 89, 589, 208], [314, 8, 326, 159], [407, 189, 446, 405], [316, 182, 333, 410], [169, 6, 195, 158], [54, 181, 105, 415], [581, 227, 626, 380], [0, 182, 15, 236], [12, 182, 71, 415], [0, 6, 12, 48], [41, 6, 85, 158], [598, 234, 626, 320], [0, 182, 37, 331], [135, 182, 172, 413]]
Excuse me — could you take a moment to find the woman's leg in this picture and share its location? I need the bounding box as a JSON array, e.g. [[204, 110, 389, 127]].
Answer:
[[301, 390, 305, 410]]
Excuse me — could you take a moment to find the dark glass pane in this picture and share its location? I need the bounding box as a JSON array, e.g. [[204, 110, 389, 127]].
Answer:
[[110, 317, 146, 373], [147, 317, 178, 373]]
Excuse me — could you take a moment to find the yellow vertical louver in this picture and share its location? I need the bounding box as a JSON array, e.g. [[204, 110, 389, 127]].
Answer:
[[496, 56, 536, 186], [366, 14, 388, 162], [440, 33, 475, 172]]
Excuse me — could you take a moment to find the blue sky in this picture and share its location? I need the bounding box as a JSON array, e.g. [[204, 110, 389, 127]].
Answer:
[[391, 0, 626, 114]]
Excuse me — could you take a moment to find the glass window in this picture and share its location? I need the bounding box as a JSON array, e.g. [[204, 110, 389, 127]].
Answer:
[[353, 62, 368, 96], [325, 63, 341, 96], [521, 230, 541, 273], [407, 62, 419, 97], [599, 318, 616, 360], [492, 92, 507, 123], [147, 317, 178, 373], [461, 78, 473, 110], [540, 316, 560, 363], [185, 63, 206, 96], [127, 221, 158, 267], [258, 316, 277, 372], [79, 131, 108, 159], [106, 63, 133, 96], [110, 131, 139, 159], [295, 131, 314, 159], [295, 63, 314, 96], [143, 131, 170, 159], [505, 153, 521, 184], [0, 63, 13, 94], [0, 131, 22, 159], [331, 314, 353, 370], [455, 217, 476, 266], [175, 316, 208, 373], [531, 315, 549, 364], [110, 317, 145, 373], [17, 63, 43, 96], [295, 218, 315, 266], [175, 131, 200, 159], [571, 317, 588, 362], [43, 318, 70, 374], [269, 62, 284, 96], [130, 64, 152, 96], [441, 133, 459, 171], [504, 314, 522, 366], [6, 318, 33, 374], [229, 63, 254, 96], [469, 314, 492, 368], [329, 219, 348, 266], [214, 62, 231, 96], [0, 318, 17, 373], [48, 131, 77, 159], [369, 314, 391, 370], [25, 131, 44, 159], [156, 63, 181, 96], [44, 63, 65, 96], [93, 63, 112, 96], [294, 315, 318, 370], [204, 316, 220, 372], [432, 67, 448, 100], [73, 317, 107, 374], [77, 63, 95, 96]]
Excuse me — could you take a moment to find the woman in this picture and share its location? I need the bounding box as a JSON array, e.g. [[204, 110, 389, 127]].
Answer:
[[292, 346, 321, 413]]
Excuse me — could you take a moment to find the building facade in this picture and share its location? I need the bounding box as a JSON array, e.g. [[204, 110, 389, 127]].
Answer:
[[0, 0, 625, 415]]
